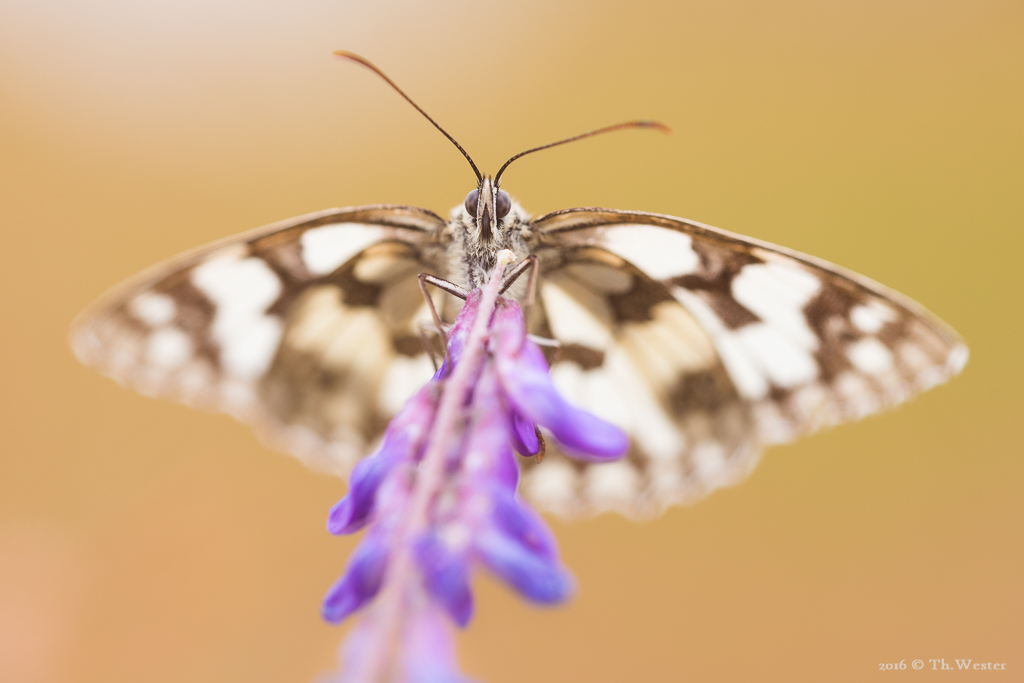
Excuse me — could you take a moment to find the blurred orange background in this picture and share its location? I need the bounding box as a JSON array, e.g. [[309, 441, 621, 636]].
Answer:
[[1, 1, 1021, 681]]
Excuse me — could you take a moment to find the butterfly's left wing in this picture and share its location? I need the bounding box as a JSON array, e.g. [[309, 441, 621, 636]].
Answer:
[[519, 208, 967, 518], [72, 206, 447, 475]]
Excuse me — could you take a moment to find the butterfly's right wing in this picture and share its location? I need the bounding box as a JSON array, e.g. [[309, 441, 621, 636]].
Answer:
[[519, 208, 966, 519], [71, 206, 448, 475]]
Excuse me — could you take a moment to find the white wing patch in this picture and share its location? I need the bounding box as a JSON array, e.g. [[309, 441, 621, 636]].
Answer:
[[584, 460, 641, 511], [524, 459, 578, 510], [129, 292, 177, 327], [847, 337, 894, 375], [549, 362, 630, 428], [732, 262, 821, 351], [600, 345, 685, 461], [145, 327, 193, 369], [851, 301, 896, 334], [191, 252, 284, 380], [601, 224, 700, 279], [735, 323, 819, 388], [301, 223, 387, 276], [540, 280, 614, 348]]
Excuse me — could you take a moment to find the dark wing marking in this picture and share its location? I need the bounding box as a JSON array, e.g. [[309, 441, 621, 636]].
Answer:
[[71, 206, 447, 475]]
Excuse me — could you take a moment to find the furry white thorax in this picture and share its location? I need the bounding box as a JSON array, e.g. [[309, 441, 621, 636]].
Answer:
[[443, 192, 532, 301]]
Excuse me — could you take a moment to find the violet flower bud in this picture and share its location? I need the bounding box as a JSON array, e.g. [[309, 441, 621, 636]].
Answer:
[[321, 529, 392, 624], [492, 300, 629, 460], [413, 532, 474, 627]]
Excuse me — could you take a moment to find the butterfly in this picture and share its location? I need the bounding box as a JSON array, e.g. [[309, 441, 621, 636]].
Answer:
[[71, 53, 967, 519]]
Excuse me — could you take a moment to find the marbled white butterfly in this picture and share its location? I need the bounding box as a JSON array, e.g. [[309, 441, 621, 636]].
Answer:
[[71, 53, 967, 519]]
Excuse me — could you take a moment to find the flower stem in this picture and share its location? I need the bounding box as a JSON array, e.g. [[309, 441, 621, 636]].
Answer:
[[352, 254, 513, 682]]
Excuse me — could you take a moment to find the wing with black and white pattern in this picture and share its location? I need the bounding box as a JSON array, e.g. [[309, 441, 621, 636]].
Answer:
[[518, 208, 967, 518], [71, 206, 447, 475]]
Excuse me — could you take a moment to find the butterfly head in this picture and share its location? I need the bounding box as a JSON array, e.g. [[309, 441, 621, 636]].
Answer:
[[463, 177, 512, 244], [449, 177, 529, 290]]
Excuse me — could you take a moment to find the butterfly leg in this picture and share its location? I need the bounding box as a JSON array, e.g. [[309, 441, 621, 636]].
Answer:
[[499, 255, 539, 327], [416, 321, 445, 372], [418, 273, 469, 339]]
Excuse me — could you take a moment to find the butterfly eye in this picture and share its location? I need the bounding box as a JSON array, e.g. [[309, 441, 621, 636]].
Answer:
[[496, 190, 512, 218], [464, 189, 479, 215]]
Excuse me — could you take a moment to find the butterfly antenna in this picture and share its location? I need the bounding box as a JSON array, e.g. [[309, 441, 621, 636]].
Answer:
[[334, 51, 483, 184], [494, 120, 670, 185]]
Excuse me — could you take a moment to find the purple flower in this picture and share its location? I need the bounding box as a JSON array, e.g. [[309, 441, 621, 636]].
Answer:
[[413, 532, 474, 627], [492, 299, 629, 460], [327, 383, 439, 536], [321, 528, 391, 624], [320, 255, 628, 681]]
